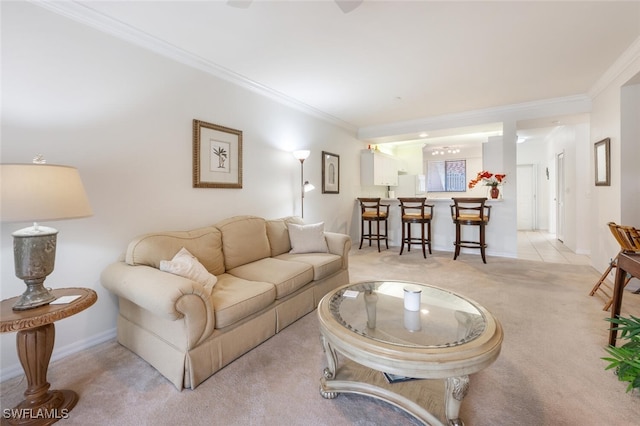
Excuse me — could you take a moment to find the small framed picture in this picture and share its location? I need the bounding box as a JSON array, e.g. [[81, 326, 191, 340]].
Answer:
[[193, 119, 243, 188], [322, 151, 339, 194], [594, 137, 610, 186]]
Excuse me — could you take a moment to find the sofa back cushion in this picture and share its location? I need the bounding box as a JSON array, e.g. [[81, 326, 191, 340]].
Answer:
[[266, 216, 305, 257], [125, 226, 225, 276], [215, 215, 271, 270]]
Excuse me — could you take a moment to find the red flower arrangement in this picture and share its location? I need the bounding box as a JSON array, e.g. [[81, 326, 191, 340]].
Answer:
[[468, 171, 506, 189]]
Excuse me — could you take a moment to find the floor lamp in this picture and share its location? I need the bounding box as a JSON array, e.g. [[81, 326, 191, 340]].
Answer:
[[293, 150, 315, 218], [1, 159, 93, 310]]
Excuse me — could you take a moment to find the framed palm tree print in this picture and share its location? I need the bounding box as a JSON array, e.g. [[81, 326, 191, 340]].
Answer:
[[193, 119, 243, 188]]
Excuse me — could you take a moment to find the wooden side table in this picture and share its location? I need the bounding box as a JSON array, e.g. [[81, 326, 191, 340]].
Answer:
[[1, 288, 97, 425], [609, 253, 640, 346]]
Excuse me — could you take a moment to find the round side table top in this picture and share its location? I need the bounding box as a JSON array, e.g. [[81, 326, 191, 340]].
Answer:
[[1, 287, 98, 333]]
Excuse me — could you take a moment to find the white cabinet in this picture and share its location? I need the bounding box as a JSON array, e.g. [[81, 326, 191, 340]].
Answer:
[[360, 150, 398, 186]]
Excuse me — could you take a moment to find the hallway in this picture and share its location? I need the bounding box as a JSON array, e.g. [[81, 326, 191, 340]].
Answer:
[[517, 231, 591, 265]]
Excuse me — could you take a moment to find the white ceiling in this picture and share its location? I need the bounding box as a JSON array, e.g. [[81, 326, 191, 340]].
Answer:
[[43, 1, 640, 145]]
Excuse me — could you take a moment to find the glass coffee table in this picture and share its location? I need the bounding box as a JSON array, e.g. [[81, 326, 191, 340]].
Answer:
[[317, 281, 503, 426]]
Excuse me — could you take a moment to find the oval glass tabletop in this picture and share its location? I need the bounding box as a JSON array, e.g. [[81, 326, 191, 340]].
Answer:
[[329, 281, 486, 348]]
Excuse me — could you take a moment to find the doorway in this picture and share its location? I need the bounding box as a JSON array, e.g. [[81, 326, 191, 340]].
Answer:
[[556, 152, 565, 243], [517, 164, 536, 230]]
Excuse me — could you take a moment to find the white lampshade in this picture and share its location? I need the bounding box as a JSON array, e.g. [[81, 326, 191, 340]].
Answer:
[[1, 164, 93, 223], [303, 181, 315, 192], [292, 150, 311, 161], [2, 163, 93, 310]]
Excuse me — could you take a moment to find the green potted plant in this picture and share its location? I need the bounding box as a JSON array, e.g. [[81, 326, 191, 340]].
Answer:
[[603, 314, 640, 392]]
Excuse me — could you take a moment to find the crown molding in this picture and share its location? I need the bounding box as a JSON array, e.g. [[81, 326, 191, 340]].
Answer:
[[589, 36, 640, 98], [30, 0, 357, 133], [30, 0, 626, 140]]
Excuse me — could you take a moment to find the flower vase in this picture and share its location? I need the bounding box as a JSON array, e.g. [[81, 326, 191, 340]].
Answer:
[[490, 186, 500, 199]]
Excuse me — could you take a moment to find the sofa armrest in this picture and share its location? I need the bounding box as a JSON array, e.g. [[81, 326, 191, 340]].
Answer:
[[324, 232, 351, 269], [101, 262, 216, 340]]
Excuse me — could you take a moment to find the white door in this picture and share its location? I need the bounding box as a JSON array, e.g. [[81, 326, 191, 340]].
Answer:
[[517, 164, 536, 230], [556, 152, 565, 242]]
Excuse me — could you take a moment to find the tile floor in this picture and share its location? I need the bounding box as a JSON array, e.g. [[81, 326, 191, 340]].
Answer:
[[517, 230, 591, 265]]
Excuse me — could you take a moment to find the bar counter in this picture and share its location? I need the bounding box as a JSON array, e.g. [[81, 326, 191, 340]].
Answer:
[[361, 197, 507, 258]]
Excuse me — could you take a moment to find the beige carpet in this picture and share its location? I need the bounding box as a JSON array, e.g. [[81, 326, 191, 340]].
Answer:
[[2, 248, 640, 425]]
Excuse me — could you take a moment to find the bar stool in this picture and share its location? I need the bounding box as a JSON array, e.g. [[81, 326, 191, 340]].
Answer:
[[450, 197, 491, 263], [357, 197, 389, 252], [398, 197, 434, 258]]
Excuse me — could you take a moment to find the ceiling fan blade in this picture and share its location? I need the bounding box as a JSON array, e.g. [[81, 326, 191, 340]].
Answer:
[[226, 1, 362, 14], [335, 0, 364, 14], [335, 0, 364, 13], [227, 0, 253, 9]]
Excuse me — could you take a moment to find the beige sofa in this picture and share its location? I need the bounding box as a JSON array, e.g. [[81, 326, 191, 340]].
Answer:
[[101, 215, 351, 390]]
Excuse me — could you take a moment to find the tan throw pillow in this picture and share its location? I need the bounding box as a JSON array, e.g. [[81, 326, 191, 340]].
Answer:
[[160, 247, 217, 293], [288, 222, 328, 254]]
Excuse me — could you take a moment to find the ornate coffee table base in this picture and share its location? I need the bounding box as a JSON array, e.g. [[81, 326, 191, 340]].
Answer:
[[444, 376, 468, 426], [319, 338, 468, 426], [316, 281, 502, 426]]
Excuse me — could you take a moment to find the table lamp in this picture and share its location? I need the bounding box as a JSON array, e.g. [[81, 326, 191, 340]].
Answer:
[[1, 158, 93, 310]]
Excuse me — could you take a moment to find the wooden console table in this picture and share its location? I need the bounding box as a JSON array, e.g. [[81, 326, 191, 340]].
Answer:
[[1, 288, 97, 425], [609, 253, 640, 347]]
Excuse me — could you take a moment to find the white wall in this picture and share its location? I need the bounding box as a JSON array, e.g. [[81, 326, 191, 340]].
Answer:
[[540, 124, 591, 254], [483, 127, 518, 257], [394, 144, 422, 174], [620, 82, 640, 225], [589, 46, 640, 276], [573, 124, 592, 254], [0, 2, 364, 380]]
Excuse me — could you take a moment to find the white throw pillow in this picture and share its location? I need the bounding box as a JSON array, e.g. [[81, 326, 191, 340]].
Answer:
[[288, 222, 329, 254], [160, 247, 217, 293]]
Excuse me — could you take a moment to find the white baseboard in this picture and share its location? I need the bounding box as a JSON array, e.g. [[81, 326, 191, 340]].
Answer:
[[431, 244, 517, 259], [0, 328, 117, 383]]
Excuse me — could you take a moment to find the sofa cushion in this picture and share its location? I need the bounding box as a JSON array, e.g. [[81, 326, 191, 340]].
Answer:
[[215, 216, 271, 270], [126, 226, 225, 276], [227, 258, 314, 299], [266, 216, 304, 257], [288, 222, 329, 254], [210, 274, 276, 329], [159, 247, 218, 294], [274, 253, 343, 281]]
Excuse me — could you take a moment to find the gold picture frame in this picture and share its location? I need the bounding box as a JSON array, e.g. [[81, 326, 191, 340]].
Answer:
[[594, 137, 610, 186], [322, 151, 339, 194], [193, 119, 243, 188]]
